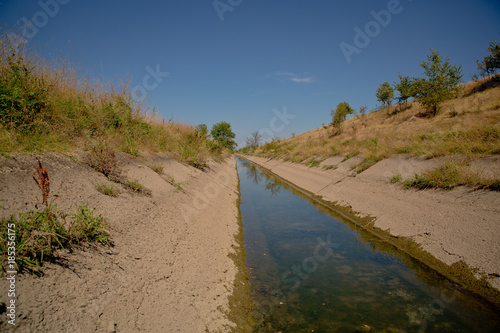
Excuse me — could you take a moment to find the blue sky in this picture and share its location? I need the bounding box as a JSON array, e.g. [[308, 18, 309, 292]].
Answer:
[[1, 0, 499, 146]]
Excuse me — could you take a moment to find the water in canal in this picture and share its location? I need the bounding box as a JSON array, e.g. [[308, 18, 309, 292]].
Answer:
[[236, 158, 500, 333]]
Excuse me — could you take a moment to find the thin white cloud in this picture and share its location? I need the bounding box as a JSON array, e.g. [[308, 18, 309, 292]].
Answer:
[[290, 77, 314, 83], [268, 72, 315, 84]]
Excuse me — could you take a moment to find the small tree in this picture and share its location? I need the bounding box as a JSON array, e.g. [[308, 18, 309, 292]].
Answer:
[[476, 40, 500, 77], [210, 121, 237, 150], [394, 74, 414, 110], [331, 102, 354, 134], [195, 124, 207, 138], [413, 49, 463, 116], [375, 82, 394, 109], [245, 131, 262, 149]]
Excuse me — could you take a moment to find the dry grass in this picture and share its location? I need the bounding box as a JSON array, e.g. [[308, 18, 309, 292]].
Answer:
[[96, 182, 119, 197], [149, 164, 164, 174], [249, 76, 500, 190], [0, 31, 224, 169], [402, 159, 500, 191], [124, 180, 152, 196], [254, 76, 500, 165]]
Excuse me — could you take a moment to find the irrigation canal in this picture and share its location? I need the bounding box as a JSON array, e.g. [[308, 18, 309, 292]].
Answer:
[[236, 157, 500, 332]]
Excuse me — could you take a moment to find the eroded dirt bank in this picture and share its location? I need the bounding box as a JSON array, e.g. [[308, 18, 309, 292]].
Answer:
[[240, 154, 500, 297], [0, 153, 249, 332]]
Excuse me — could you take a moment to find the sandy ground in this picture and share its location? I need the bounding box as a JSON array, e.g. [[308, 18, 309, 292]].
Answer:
[[241, 154, 500, 291], [0, 153, 243, 332]]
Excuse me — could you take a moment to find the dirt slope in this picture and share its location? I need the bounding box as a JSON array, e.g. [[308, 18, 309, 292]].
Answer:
[[0, 153, 245, 332]]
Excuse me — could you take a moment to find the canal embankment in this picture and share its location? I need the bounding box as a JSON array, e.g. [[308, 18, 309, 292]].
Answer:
[[239, 154, 500, 305], [0, 153, 252, 332]]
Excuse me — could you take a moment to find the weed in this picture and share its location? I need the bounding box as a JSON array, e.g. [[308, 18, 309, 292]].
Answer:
[[125, 180, 152, 196], [322, 164, 338, 170], [126, 180, 143, 192], [355, 155, 381, 173], [0, 204, 111, 272], [403, 160, 500, 191], [67, 206, 111, 246], [179, 137, 208, 169], [390, 174, 402, 183], [96, 182, 119, 197], [149, 164, 163, 174], [86, 139, 120, 178], [342, 154, 351, 162], [32, 157, 52, 207], [307, 159, 320, 168], [164, 174, 183, 191], [403, 174, 427, 189], [330, 145, 339, 156], [449, 105, 459, 117]]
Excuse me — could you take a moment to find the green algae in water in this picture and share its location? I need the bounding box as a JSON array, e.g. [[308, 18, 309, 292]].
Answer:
[[236, 158, 500, 333]]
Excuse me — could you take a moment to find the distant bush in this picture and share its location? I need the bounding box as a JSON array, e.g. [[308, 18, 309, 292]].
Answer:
[[210, 121, 237, 150], [412, 49, 463, 116], [331, 102, 354, 134], [476, 40, 500, 77], [375, 82, 394, 110]]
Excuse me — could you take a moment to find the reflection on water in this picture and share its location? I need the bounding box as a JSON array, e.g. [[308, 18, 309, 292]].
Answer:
[[236, 158, 500, 333]]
